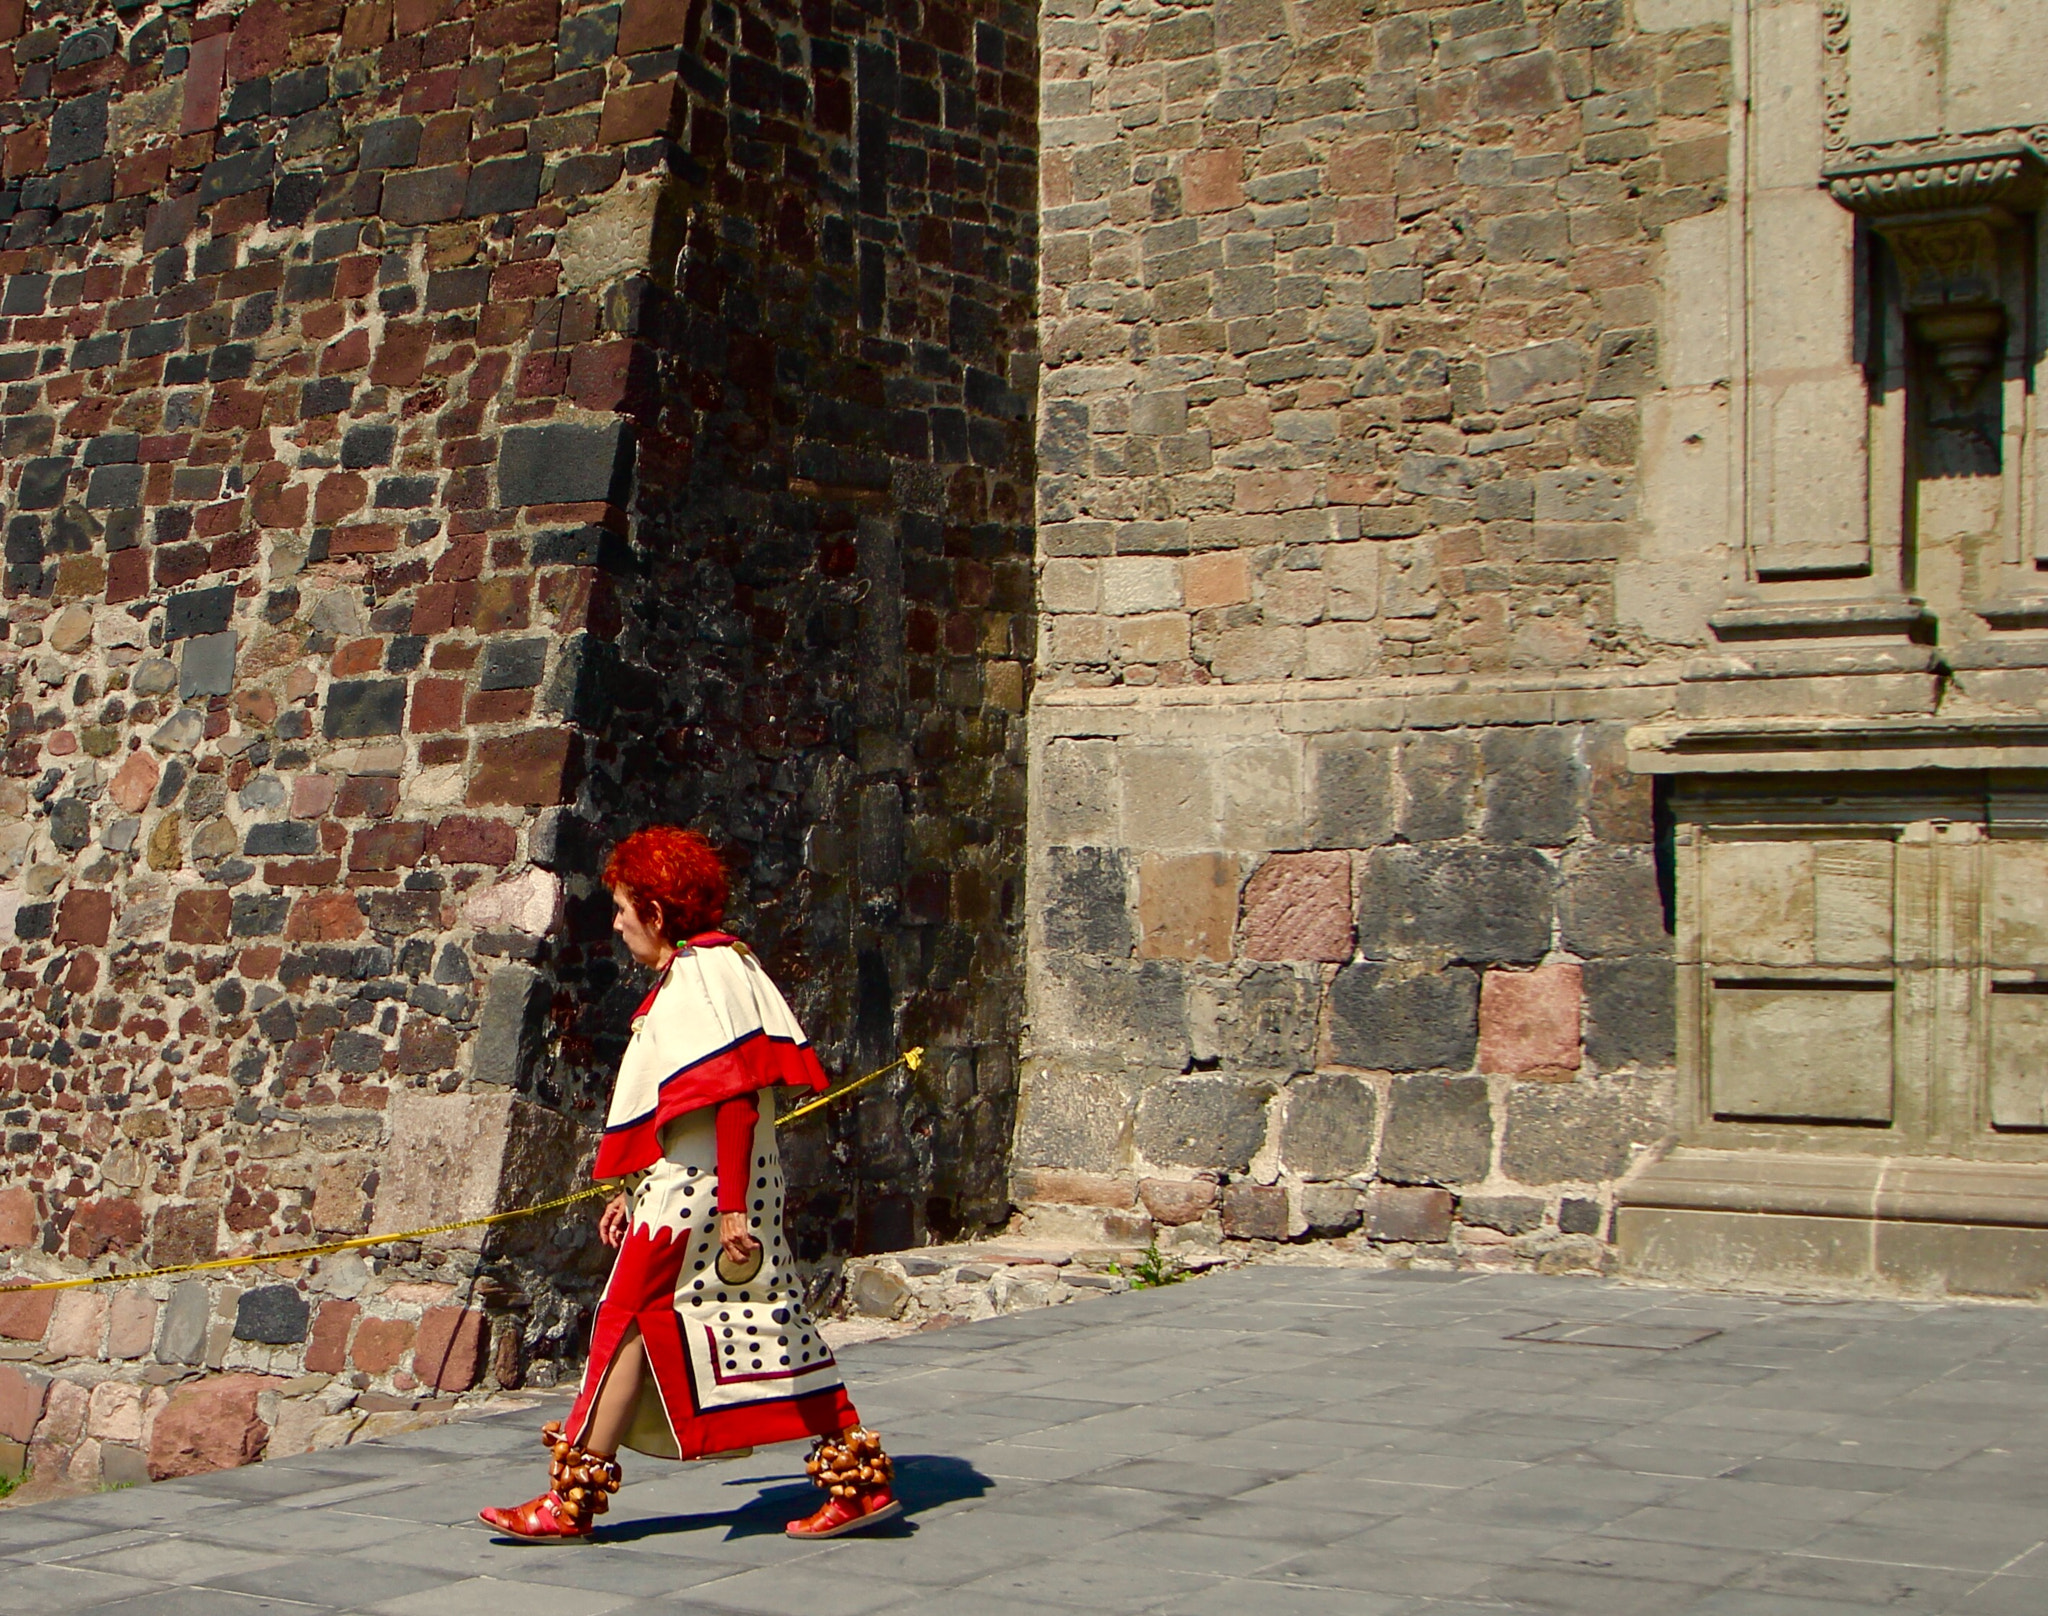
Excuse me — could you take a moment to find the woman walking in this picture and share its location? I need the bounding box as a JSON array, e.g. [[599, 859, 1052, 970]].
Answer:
[[480, 826, 901, 1542]]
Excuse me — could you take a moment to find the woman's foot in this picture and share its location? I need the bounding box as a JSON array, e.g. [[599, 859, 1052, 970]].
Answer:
[[787, 1427, 902, 1538], [479, 1491, 595, 1541], [786, 1487, 904, 1538], [480, 1421, 621, 1541]]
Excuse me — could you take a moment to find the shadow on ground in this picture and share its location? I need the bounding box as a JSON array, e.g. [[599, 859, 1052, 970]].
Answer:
[[584, 1454, 991, 1544]]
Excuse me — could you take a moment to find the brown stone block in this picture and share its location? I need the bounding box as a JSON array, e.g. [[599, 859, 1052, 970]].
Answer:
[[428, 815, 516, 866], [54, 889, 113, 946], [0, 1185, 35, 1249], [148, 1374, 277, 1479], [618, 0, 691, 53], [1137, 852, 1239, 962], [337, 776, 400, 818], [285, 891, 367, 941], [1241, 851, 1353, 963], [1181, 148, 1242, 213], [467, 729, 576, 807], [228, 0, 289, 79], [414, 1306, 487, 1392], [1220, 1181, 1288, 1240], [600, 81, 677, 146], [239, 945, 283, 979], [170, 889, 232, 945], [149, 1203, 220, 1267], [370, 323, 431, 388], [340, 0, 393, 50], [475, 0, 558, 49], [1137, 1178, 1217, 1226], [394, 0, 463, 37], [1478, 964, 1583, 1079], [0, 1364, 44, 1442], [398, 1017, 460, 1075], [306, 1300, 359, 1375], [1012, 1169, 1136, 1209], [351, 1316, 415, 1375], [1367, 1185, 1453, 1244], [408, 677, 465, 732], [349, 821, 428, 872], [0, 1289, 52, 1342], [107, 547, 150, 604], [67, 1196, 144, 1259], [267, 857, 344, 886]]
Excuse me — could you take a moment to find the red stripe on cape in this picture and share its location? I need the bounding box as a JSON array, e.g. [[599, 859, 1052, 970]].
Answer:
[[594, 1030, 829, 1180]]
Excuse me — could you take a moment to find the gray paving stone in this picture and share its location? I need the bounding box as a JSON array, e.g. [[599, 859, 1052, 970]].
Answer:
[[10, 1270, 2048, 1615]]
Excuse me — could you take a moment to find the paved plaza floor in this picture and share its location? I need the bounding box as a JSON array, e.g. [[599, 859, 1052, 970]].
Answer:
[[6, 1265, 2048, 1614]]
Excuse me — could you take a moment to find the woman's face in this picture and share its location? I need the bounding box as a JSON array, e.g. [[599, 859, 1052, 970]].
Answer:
[[611, 885, 672, 968]]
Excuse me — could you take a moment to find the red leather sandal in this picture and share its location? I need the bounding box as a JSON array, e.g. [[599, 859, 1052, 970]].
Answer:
[[479, 1421, 621, 1542], [786, 1427, 904, 1538]]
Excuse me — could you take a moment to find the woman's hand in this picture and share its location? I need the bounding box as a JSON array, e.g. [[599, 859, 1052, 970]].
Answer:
[[598, 1192, 631, 1249], [719, 1211, 759, 1265]]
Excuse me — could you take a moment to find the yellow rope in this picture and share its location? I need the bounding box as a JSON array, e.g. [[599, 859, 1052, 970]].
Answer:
[[778, 1045, 923, 1127], [0, 1047, 925, 1294]]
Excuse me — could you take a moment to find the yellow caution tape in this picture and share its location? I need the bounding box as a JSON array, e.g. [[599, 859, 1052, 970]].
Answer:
[[0, 1047, 925, 1294]]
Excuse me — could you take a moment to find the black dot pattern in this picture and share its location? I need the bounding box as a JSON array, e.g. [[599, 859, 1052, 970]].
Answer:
[[624, 1092, 838, 1412]]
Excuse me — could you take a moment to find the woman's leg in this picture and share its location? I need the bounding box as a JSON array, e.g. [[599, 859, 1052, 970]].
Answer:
[[478, 1326, 641, 1538], [579, 1328, 648, 1457]]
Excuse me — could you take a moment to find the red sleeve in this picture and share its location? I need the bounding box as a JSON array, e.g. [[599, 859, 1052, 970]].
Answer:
[[714, 1094, 759, 1215]]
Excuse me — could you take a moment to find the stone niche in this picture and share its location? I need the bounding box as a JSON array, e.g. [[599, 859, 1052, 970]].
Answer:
[[1669, 3, 2048, 722], [1617, 754, 2048, 1297]]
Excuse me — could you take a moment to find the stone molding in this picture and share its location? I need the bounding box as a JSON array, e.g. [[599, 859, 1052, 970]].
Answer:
[[1627, 715, 2048, 773], [1621, 1148, 2048, 1229], [1823, 143, 2047, 219]]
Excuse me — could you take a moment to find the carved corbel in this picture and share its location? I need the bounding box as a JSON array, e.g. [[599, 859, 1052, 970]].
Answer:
[[1825, 143, 2045, 400]]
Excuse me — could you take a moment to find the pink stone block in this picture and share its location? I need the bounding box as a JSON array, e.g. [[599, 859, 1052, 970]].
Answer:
[[107, 1291, 158, 1361], [1478, 964, 1583, 1077], [1240, 851, 1353, 962], [0, 1185, 34, 1249], [45, 1291, 107, 1360]]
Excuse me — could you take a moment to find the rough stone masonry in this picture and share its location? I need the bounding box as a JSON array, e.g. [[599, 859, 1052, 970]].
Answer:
[[1016, 0, 1725, 1264], [0, 0, 1035, 1487]]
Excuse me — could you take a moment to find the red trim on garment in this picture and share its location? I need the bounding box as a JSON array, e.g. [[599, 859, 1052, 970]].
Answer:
[[593, 1032, 829, 1180], [568, 1222, 857, 1459]]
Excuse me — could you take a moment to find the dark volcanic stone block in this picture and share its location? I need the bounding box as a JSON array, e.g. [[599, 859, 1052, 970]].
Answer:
[[49, 91, 108, 168], [1584, 956, 1676, 1069], [197, 145, 275, 203], [498, 420, 636, 506], [17, 458, 71, 510], [165, 584, 235, 640], [479, 637, 549, 691], [341, 424, 396, 468], [234, 1285, 309, 1345], [1328, 962, 1479, 1073], [1357, 845, 1554, 965], [84, 463, 144, 509], [1379, 1074, 1492, 1185], [323, 679, 407, 739], [465, 155, 543, 217], [1042, 846, 1133, 955], [1281, 1072, 1376, 1180], [1481, 726, 1585, 846], [1133, 1075, 1274, 1173]]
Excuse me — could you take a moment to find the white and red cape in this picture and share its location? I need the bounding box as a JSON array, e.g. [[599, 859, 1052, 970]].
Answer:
[[593, 934, 831, 1182]]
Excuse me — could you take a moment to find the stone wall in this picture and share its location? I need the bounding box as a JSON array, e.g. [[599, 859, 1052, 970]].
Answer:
[[0, 0, 1034, 1488], [1019, 0, 1729, 1264]]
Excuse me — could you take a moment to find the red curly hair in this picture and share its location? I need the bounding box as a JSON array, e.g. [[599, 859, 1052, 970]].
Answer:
[[603, 826, 730, 942]]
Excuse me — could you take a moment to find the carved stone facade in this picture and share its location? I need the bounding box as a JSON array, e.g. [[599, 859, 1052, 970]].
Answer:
[[1018, 0, 2048, 1299]]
